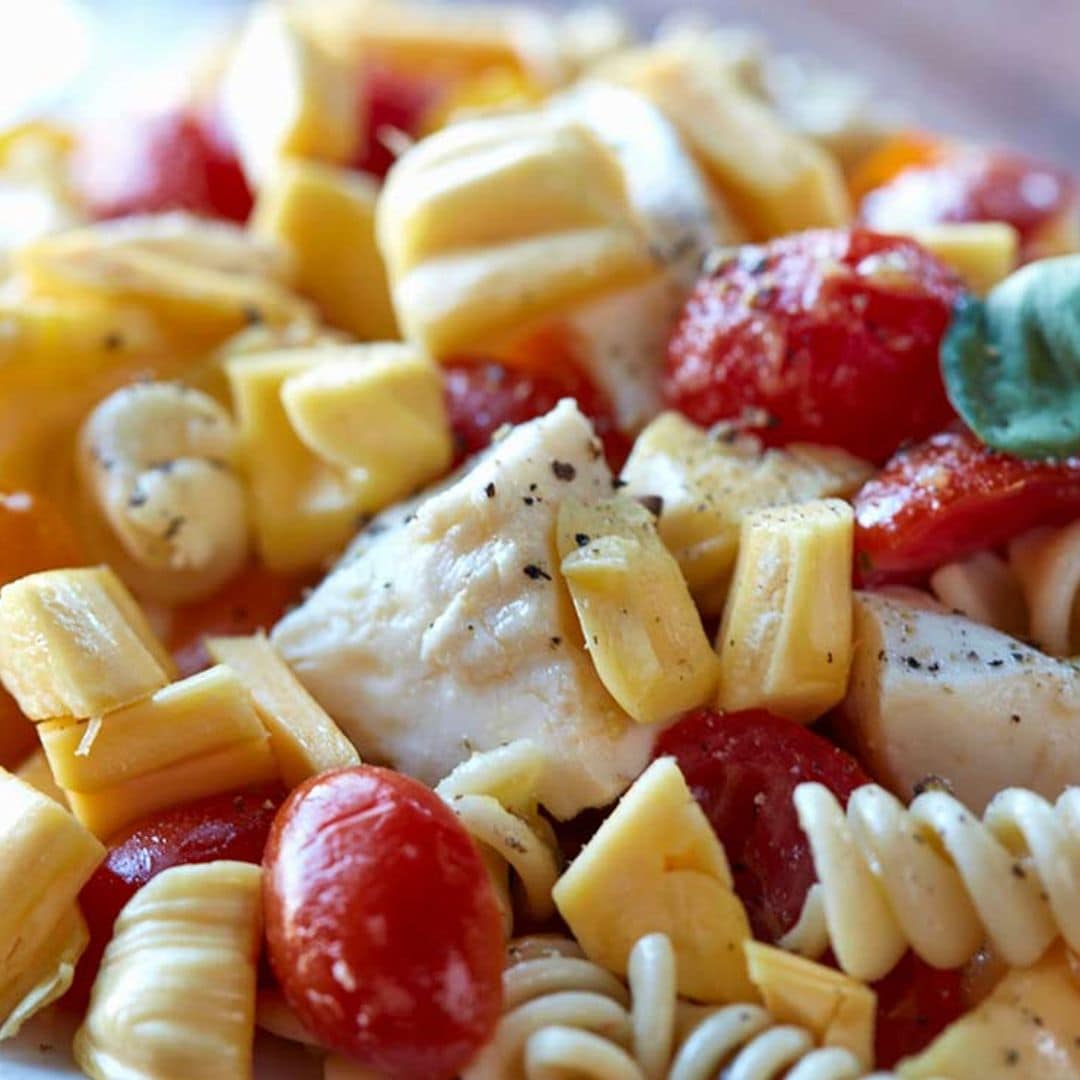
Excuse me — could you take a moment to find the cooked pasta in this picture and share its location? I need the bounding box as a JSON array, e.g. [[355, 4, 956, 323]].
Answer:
[[435, 741, 562, 933], [792, 781, 1080, 981], [464, 933, 882, 1080]]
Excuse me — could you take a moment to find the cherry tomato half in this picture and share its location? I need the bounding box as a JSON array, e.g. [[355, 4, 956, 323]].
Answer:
[[71, 107, 253, 223], [352, 66, 444, 180], [853, 427, 1080, 585], [168, 561, 314, 677], [663, 229, 964, 464], [655, 708, 869, 942], [859, 148, 1079, 262], [443, 357, 631, 473], [264, 766, 504, 1080], [69, 785, 284, 1009]]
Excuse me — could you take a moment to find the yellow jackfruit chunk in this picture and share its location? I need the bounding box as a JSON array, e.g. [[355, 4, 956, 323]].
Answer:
[[226, 347, 369, 572], [717, 499, 854, 724], [252, 158, 397, 340], [15, 748, 67, 807], [745, 942, 876, 1067], [220, 4, 358, 184], [377, 113, 657, 357], [620, 412, 872, 614], [39, 665, 278, 840], [16, 213, 313, 342], [600, 45, 851, 239], [206, 634, 359, 788], [0, 567, 177, 721], [281, 343, 452, 505], [909, 222, 1019, 295], [555, 495, 720, 724], [75, 861, 262, 1080], [0, 768, 104, 1039], [899, 944, 1080, 1079], [552, 756, 757, 1004]]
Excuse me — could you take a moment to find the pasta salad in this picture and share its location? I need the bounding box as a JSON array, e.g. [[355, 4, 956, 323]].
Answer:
[[0, 3, 1079, 1078]]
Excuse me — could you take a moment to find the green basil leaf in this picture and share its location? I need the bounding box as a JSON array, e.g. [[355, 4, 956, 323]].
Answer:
[[941, 255, 1080, 459]]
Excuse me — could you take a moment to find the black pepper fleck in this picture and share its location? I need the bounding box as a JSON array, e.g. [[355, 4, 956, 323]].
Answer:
[[523, 564, 551, 581], [551, 460, 576, 482]]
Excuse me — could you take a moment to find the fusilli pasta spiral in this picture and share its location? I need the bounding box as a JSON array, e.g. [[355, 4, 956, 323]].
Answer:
[[464, 933, 883, 1079], [792, 781, 1080, 981], [435, 741, 562, 932]]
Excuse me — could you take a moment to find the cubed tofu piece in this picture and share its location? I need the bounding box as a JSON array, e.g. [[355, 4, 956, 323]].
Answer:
[[899, 945, 1080, 1079], [600, 45, 851, 238], [220, 5, 358, 184], [252, 159, 397, 340], [620, 413, 871, 613], [0, 566, 176, 721], [838, 592, 1080, 811], [75, 861, 262, 1080], [377, 112, 657, 358], [909, 222, 1019, 295], [556, 494, 720, 724], [552, 757, 757, 1003], [226, 347, 370, 572], [717, 499, 855, 724], [0, 768, 104, 1038], [280, 343, 452, 505], [273, 400, 655, 819], [206, 633, 359, 787], [745, 942, 875, 1067], [39, 665, 278, 840]]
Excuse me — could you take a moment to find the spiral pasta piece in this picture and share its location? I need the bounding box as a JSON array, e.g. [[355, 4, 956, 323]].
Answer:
[[1010, 521, 1080, 657], [792, 781, 1080, 981], [435, 741, 562, 933], [465, 933, 885, 1080]]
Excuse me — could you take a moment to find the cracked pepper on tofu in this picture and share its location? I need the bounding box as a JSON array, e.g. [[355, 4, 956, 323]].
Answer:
[[272, 400, 655, 818]]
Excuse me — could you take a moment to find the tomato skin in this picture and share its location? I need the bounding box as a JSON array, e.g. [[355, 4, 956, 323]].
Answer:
[[71, 107, 253, 223], [655, 708, 870, 942], [264, 766, 504, 1079], [168, 562, 314, 677], [443, 358, 631, 473], [873, 953, 965, 1068], [68, 785, 284, 1009], [859, 148, 1079, 262], [853, 427, 1080, 585], [663, 229, 964, 464], [352, 66, 443, 180]]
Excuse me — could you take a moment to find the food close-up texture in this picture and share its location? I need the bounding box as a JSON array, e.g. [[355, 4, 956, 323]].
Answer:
[[0, 2, 1079, 1078]]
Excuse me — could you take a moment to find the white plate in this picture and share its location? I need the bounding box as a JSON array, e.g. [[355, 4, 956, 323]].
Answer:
[[2, 1010, 323, 1078]]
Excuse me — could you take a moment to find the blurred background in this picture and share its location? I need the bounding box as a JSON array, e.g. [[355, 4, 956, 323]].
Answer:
[[1, 0, 1077, 169]]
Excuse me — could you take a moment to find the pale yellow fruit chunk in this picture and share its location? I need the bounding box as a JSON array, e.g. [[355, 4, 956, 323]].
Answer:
[[601, 45, 851, 239], [621, 412, 871, 614], [378, 113, 656, 357], [220, 4, 358, 184], [717, 499, 854, 724], [281, 343, 452, 507], [226, 347, 369, 572], [556, 494, 719, 724], [40, 665, 278, 840], [553, 756, 757, 1003], [909, 222, 1019, 295], [206, 633, 359, 787], [0, 566, 177, 721], [745, 941, 876, 1067], [252, 158, 397, 340], [0, 767, 104, 1039], [75, 861, 262, 1080]]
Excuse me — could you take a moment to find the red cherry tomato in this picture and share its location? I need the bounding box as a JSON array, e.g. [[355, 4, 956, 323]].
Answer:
[[443, 358, 631, 473], [663, 229, 965, 464], [264, 766, 504, 1079], [655, 708, 869, 942], [71, 107, 253, 223], [352, 66, 444, 179], [69, 785, 284, 1009], [168, 562, 315, 677], [873, 953, 965, 1068], [853, 427, 1080, 585], [859, 148, 1079, 262]]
